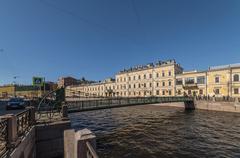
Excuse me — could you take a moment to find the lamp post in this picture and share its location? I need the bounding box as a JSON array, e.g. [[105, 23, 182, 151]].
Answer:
[[13, 76, 20, 97]]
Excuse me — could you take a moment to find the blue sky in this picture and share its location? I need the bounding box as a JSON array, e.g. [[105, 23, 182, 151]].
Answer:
[[0, 0, 240, 85]]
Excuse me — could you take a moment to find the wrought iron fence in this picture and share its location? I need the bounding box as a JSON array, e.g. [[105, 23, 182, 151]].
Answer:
[[16, 110, 32, 137], [195, 96, 238, 102], [86, 141, 99, 158], [67, 96, 193, 112], [0, 119, 8, 158]]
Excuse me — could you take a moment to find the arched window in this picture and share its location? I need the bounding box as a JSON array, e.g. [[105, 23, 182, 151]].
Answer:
[[233, 74, 239, 82]]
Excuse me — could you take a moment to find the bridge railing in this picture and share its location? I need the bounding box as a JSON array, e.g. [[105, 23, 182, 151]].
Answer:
[[16, 109, 32, 137], [86, 141, 99, 158], [0, 107, 35, 157], [67, 96, 193, 112], [0, 119, 8, 158], [195, 96, 239, 102]]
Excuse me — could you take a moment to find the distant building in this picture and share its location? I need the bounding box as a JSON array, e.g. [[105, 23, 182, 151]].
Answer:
[[57, 77, 78, 88], [65, 60, 240, 98], [0, 82, 58, 99], [58, 76, 96, 88]]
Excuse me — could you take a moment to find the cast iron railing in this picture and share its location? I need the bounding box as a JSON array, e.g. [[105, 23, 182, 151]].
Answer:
[[86, 141, 99, 158], [16, 110, 31, 137], [67, 96, 193, 112], [0, 119, 8, 158], [195, 96, 238, 102]]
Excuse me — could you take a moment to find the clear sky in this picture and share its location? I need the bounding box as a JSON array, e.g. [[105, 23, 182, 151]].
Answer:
[[0, 0, 240, 85]]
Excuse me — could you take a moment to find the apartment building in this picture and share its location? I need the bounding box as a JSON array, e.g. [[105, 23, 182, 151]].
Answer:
[[115, 60, 183, 97]]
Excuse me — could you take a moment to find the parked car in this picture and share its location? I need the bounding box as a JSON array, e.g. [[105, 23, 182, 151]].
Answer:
[[6, 98, 26, 110]]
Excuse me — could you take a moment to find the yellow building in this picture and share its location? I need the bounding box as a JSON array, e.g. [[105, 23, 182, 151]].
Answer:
[[207, 64, 240, 97], [0, 85, 15, 98], [0, 82, 58, 99]]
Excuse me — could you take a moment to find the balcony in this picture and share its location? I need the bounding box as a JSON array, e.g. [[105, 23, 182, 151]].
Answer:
[[183, 83, 198, 90]]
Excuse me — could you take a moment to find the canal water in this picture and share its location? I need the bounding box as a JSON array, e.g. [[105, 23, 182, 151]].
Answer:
[[69, 105, 240, 158]]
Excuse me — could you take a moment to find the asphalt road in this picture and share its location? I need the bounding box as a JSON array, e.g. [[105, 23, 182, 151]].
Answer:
[[0, 101, 24, 116]]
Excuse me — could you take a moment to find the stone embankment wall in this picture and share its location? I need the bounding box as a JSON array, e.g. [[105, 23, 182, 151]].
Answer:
[[151, 100, 240, 113], [10, 127, 36, 158], [35, 120, 71, 158], [195, 100, 240, 113]]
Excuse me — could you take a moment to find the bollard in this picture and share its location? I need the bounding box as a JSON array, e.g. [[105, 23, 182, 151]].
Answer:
[[3, 114, 18, 147], [75, 129, 96, 158], [64, 128, 97, 158]]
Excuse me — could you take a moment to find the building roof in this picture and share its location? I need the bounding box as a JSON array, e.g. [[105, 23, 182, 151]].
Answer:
[[209, 63, 240, 70], [117, 59, 181, 74]]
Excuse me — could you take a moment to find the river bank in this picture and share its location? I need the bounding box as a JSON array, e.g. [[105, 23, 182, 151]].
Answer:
[[151, 100, 240, 113]]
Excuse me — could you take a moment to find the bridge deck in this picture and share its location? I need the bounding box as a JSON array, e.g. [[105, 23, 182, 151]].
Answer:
[[66, 97, 194, 113]]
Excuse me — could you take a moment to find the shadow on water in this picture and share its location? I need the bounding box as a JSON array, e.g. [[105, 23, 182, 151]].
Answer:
[[69, 105, 240, 158]]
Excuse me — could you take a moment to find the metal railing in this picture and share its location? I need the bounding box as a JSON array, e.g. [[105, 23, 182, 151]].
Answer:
[[195, 96, 238, 102], [0, 119, 8, 158], [86, 141, 99, 158], [67, 96, 193, 112], [16, 110, 32, 137]]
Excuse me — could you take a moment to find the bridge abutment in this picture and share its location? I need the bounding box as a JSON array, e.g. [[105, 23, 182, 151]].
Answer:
[[184, 100, 195, 110]]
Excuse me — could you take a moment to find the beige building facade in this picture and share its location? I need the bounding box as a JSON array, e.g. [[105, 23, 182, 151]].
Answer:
[[65, 61, 240, 98]]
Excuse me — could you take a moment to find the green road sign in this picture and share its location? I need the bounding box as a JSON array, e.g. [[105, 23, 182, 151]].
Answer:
[[32, 77, 44, 86]]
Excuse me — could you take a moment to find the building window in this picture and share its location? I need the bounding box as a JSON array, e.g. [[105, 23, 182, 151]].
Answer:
[[177, 90, 181, 95], [144, 83, 146, 88], [134, 76, 136, 80], [234, 88, 239, 94], [138, 75, 141, 80], [169, 90, 172, 95], [149, 83, 152, 87], [139, 83, 141, 88], [176, 79, 183, 85], [149, 74, 152, 79], [169, 81, 172, 86], [162, 72, 165, 77], [134, 84, 136, 88], [214, 88, 220, 95], [129, 77, 131, 81], [156, 82, 159, 87], [144, 91, 147, 96], [162, 82, 165, 87], [168, 71, 171, 76], [156, 90, 160, 95], [129, 85, 131, 89], [144, 74, 146, 79], [233, 74, 239, 82], [197, 76, 205, 84], [215, 76, 220, 83], [156, 73, 159, 78], [185, 78, 195, 84], [150, 91, 152, 96], [162, 90, 165, 96]]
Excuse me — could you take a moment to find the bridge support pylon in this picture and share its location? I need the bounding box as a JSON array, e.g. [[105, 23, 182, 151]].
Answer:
[[184, 100, 195, 110]]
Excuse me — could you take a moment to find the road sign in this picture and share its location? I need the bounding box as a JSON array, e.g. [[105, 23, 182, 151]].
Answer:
[[32, 77, 44, 86]]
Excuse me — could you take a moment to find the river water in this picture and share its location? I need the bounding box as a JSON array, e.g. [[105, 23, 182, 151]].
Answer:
[[69, 105, 240, 158]]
